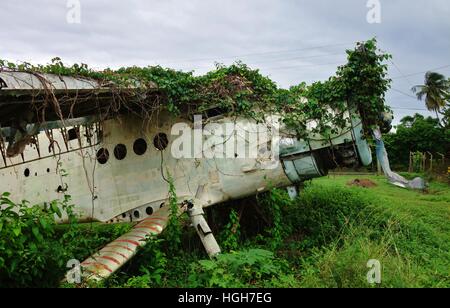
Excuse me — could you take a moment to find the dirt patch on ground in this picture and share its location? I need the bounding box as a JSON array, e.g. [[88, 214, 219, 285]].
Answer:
[[347, 179, 378, 188]]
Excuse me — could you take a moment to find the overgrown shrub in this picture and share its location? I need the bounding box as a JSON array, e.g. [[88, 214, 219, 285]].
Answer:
[[186, 249, 296, 288], [115, 239, 168, 288], [219, 209, 241, 252], [257, 188, 293, 250], [0, 192, 132, 288], [0, 193, 74, 287]]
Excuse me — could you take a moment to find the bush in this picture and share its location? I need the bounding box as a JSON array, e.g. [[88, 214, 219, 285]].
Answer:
[[0, 193, 74, 287], [219, 209, 241, 252], [115, 238, 168, 288], [286, 184, 370, 249], [186, 249, 295, 288], [258, 189, 293, 250], [0, 192, 132, 287]]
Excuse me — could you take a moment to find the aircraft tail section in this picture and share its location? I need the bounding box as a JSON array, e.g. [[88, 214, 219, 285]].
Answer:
[[373, 128, 426, 190]]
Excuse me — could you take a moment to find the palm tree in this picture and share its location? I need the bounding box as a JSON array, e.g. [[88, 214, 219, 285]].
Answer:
[[412, 72, 449, 126], [447, 77, 450, 100]]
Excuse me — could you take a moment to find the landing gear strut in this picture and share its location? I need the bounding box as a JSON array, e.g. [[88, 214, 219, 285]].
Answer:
[[186, 200, 221, 258]]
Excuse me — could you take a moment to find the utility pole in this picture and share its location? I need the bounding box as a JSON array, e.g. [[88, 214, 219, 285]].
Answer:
[[408, 152, 413, 173]]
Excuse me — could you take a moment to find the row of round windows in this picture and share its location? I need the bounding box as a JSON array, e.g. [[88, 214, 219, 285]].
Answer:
[[96, 133, 169, 165]]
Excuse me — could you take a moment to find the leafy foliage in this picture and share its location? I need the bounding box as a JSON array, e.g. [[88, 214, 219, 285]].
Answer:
[[120, 239, 168, 288], [384, 114, 450, 168], [0, 193, 74, 287], [278, 39, 392, 138], [219, 209, 241, 252], [163, 173, 183, 254], [257, 188, 293, 250], [0, 39, 391, 141], [411, 72, 450, 128], [187, 249, 294, 288], [412, 72, 449, 113], [0, 192, 134, 287], [441, 106, 450, 129]]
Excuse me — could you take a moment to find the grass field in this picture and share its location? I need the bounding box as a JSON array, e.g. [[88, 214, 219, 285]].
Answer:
[[297, 174, 450, 288]]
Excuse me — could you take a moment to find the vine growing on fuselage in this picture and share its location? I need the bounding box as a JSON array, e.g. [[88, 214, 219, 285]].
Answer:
[[0, 38, 392, 141]]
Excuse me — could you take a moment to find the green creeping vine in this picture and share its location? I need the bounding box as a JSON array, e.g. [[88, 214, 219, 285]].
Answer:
[[163, 172, 183, 254], [219, 209, 241, 251], [0, 38, 391, 141]]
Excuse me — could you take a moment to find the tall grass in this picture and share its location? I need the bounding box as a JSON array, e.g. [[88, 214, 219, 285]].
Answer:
[[282, 178, 450, 288]]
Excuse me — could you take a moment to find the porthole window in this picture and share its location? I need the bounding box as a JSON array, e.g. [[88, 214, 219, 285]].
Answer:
[[133, 138, 147, 156], [114, 144, 127, 160], [67, 127, 79, 141], [24, 168, 30, 177], [146, 207, 154, 216], [153, 133, 169, 151], [133, 210, 140, 219], [96, 148, 109, 165]]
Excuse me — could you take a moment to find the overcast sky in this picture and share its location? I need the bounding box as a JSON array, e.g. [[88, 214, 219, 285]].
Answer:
[[1, 0, 449, 125]]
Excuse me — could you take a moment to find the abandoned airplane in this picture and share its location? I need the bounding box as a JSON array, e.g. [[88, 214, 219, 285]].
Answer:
[[0, 69, 380, 281]]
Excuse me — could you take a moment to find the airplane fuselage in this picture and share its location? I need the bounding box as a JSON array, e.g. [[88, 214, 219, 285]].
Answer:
[[0, 110, 372, 223]]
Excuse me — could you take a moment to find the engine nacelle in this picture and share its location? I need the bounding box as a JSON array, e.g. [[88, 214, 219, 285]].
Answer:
[[279, 115, 373, 184]]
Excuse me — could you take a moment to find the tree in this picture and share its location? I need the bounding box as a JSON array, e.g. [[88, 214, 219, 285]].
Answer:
[[443, 78, 450, 127], [384, 114, 450, 168], [447, 77, 450, 99], [412, 72, 449, 126], [441, 107, 450, 128]]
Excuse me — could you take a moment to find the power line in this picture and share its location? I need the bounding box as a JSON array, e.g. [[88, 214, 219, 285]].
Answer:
[[389, 88, 429, 111], [390, 107, 428, 111], [263, 61, 345, 71], [391, 64, 450, 80], [391, 87, 418, 99], [185, 59, 346, 72], [390, 60, 414, 88], [390, 96, 422, 101], [178, 51, 346, 71], [238, 51, 344, 66], [158, 42, 353, 65]]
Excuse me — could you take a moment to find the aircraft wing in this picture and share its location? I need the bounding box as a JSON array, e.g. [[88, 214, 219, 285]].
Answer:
[[0, 71, 158, 127]]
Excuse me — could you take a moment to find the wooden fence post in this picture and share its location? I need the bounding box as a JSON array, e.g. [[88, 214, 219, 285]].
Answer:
[[409, 151, 413, 173]]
